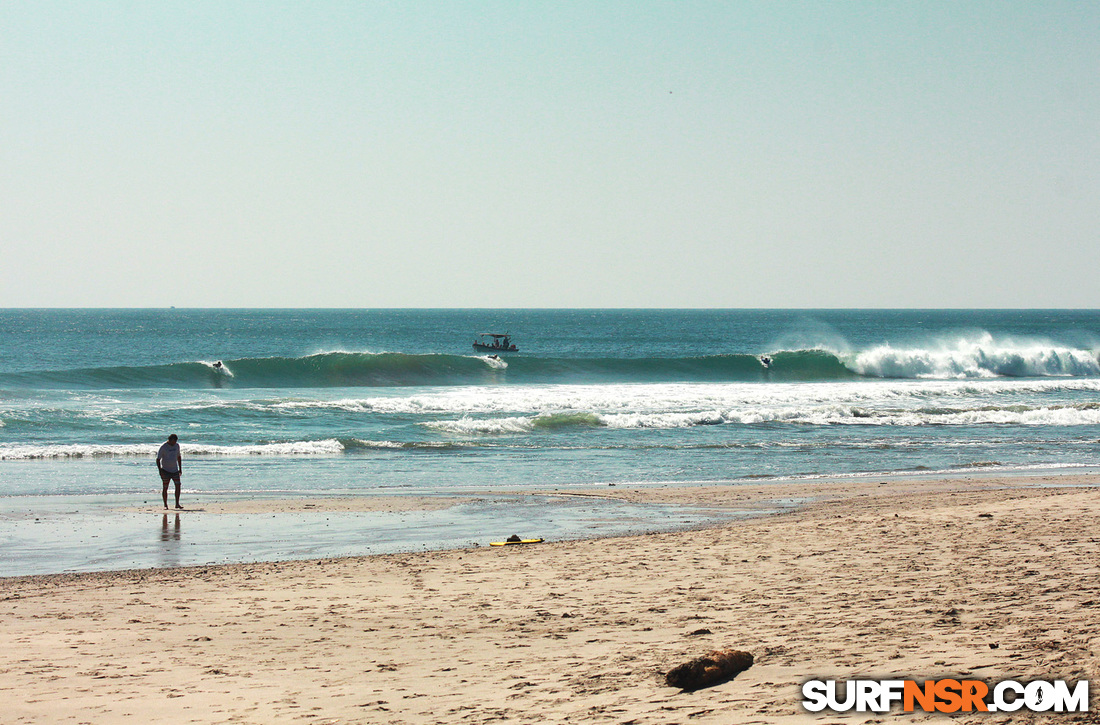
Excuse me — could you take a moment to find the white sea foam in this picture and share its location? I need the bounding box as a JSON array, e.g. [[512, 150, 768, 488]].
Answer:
[[847, 333, 1100, 379], [200, 360, 235, 377], [426, 416, 543, 435], [351, 439, 473, 449], [9, 378, 1100, 443], [475, 355, 508, 369], [355, 439, 406, 449], [0, 443, 156, 460], [425, 402, 1100, 433], [258, 377, 1100, 419], [0, 439, 346, 460]]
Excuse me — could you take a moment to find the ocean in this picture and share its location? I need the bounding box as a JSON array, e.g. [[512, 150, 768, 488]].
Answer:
[[2, 308, 1099, 575]]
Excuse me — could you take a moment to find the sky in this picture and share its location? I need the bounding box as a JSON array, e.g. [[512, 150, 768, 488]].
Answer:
[[1, 2, 1098, 308]]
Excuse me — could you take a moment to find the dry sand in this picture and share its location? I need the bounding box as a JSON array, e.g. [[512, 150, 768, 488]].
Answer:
[[2, 474, 1099, 723]]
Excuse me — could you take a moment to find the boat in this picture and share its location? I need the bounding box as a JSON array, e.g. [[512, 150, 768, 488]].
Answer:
[[473, 332, 518, 353]]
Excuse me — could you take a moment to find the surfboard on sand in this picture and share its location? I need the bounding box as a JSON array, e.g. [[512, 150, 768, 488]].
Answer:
[[490, 538, 544, 546]]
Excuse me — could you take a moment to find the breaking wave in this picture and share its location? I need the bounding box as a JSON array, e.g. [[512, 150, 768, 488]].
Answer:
[[849, 333, 1100, 379], [425, 402, 1100, 434], [0, 439, 348, 460], [0, 334, 1096, 390]]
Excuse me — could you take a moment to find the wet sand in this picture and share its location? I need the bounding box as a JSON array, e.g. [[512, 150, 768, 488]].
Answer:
[[0, 491, 756, 578], [2, 474, 1099, 723], [117, 495, 472, 514]]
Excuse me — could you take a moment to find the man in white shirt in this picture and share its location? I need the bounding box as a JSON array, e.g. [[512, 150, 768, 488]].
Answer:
[[156, 434, 183, 510]]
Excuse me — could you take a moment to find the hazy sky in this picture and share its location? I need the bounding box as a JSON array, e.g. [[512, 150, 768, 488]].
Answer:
[[1, 2, 1097, 308]]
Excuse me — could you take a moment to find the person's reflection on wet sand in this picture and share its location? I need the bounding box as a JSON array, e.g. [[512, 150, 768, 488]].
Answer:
[[161, 513, 181, 541], [160, 513, 181, 567]]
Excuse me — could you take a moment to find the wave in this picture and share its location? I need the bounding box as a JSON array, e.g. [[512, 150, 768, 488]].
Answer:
[[0, 439, 348, 461], [426, 412, 609, 435], [426, 402, 1100, 434], [246, 378, 1100, 418], [1, 335, 1097, 390], [0, 438, 516, 460], [0, 352, 511, 390], [849, 333, 1100, 379], [0, 349, 872, 389]]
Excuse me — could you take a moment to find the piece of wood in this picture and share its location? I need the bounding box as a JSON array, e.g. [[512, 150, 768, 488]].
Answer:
[[665, 649, 754, 691]]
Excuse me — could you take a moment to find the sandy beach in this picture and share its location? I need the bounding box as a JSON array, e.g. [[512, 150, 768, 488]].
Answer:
[[2, 474, 1099, 723]]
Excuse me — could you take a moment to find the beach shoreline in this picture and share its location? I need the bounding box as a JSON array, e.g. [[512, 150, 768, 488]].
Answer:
[[3, 472, 1099, 723], [4, 467, 1084, 579]]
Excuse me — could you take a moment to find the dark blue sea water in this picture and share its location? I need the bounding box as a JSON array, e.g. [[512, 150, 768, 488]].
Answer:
[[2, 309, 1099, 574]]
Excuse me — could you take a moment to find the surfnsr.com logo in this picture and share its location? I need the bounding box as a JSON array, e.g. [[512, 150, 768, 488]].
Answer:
[[802, 679, 1089, 713]]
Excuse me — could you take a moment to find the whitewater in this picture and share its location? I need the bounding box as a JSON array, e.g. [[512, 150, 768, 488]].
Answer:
[[2, 308, 1099, 574]]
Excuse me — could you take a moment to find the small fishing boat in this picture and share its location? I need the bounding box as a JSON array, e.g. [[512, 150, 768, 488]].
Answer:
[[473, 332, 518, 353]]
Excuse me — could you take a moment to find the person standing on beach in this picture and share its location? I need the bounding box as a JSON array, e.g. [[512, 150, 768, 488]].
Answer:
[[156, 434, 183, 510]]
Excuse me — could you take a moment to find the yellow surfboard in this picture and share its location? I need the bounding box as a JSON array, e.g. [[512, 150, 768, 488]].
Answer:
[[490, 538, 544, 546]]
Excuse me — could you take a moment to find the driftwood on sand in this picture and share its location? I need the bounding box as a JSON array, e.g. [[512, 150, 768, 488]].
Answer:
[[665, 649, 754, 691]]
